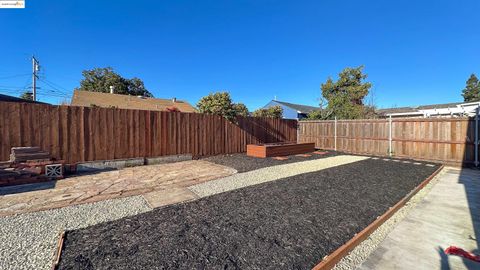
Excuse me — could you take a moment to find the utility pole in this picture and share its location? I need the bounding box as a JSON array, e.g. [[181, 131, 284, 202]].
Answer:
[[32, 56, 39, 101], [334, 116, 337, 151], [475, 106, 479, 167], [388, 115, 393, 157]]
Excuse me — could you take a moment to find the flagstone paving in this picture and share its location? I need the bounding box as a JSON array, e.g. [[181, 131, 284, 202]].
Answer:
[[0, 160, 236, 216]]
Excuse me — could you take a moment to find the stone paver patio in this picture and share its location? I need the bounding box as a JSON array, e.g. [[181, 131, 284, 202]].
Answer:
[[0, 160, 236, 216]]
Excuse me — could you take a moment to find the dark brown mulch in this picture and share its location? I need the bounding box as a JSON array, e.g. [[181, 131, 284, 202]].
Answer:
[[201, 151, 338, 172], [57, 158, 440, 270]]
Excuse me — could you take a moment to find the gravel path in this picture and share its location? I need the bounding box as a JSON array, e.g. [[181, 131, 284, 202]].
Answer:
[[0, 196, 151, 270], [190, 155, 368, 197], [57, 159, 440, 270], [201, 151, 337, 172]]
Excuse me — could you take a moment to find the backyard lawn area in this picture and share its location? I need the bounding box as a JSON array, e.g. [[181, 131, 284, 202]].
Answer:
[[54, 154, 440, 270]]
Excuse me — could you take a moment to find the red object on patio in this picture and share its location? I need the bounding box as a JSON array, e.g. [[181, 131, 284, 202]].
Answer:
[[444, 246, 480, 263], [313, 151, 329, 155]]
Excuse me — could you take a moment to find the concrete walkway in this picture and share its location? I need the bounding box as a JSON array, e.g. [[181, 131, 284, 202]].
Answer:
[[358, 167, 480, 270]]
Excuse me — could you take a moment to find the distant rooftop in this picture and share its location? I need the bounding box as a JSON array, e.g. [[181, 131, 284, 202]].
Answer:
[[376, 101, 468, 115], [272, 100, 321, 113], [0, 93, 48, 104], [377, 101, 480, 118], [70, 90, 196, 113]]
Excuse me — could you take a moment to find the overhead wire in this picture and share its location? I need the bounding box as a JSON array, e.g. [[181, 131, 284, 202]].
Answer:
[[0, 66, 73, 102], [38, 78, 71, 96], [0, 73, 30, 80]]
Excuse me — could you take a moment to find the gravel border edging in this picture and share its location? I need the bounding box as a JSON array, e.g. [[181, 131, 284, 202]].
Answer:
[[331, 166, 447, 270]]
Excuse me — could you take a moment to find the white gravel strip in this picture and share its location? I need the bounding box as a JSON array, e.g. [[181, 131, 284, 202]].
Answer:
[[189, 155, 369, 198], [0, 196, 152, 270], [332, 167, 446, 270]]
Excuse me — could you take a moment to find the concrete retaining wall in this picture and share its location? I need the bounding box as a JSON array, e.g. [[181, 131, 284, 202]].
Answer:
[[75, 154, 192, 173]]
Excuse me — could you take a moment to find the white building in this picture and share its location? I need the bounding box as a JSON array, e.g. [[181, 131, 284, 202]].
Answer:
[[377, 101, 480, 118]]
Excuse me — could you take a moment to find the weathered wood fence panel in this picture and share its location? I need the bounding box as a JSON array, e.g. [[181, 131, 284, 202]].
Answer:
[[0, 102, 297, 163], [299, 118, 478, 165]]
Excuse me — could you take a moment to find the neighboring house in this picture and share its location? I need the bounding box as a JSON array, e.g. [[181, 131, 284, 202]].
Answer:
[[262, 100, 320, 120], [377, 101, 480, 118], [70, 90, 196, 113], [0, 93, 48, 104]]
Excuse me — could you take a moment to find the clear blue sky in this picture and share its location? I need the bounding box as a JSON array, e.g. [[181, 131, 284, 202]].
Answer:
[[1, 0, 479, 110]]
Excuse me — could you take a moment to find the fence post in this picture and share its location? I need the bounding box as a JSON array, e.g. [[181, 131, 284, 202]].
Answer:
[[297, 120, 300, 144], [334, 117, 337, 151], [388, 115, 393, 157], [475, 106, 479, 167]]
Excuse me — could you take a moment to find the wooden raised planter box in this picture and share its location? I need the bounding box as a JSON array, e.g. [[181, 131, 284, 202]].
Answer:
[[247, 142, 315, 158]]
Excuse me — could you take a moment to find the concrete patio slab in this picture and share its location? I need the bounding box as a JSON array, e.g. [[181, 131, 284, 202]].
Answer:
[[143, 187, 199, 208], [357, 167, 480, 270]]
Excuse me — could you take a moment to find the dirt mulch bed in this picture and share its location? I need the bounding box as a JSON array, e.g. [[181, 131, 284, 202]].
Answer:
[[201, 151, 338, 172], [57, 159, 440, 270]]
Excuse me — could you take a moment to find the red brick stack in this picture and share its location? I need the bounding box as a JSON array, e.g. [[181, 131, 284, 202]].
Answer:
[[0, 147, 64, 187]]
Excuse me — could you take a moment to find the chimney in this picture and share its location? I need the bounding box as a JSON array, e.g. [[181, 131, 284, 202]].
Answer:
[[109, 85, 115, 94], [172, 97, 177, 103]]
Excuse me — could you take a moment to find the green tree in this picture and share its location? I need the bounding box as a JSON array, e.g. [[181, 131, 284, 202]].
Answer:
[[362, 105, 378, 119], [252, 106, 283, 118], [197, 92, 238, 121], [461, 74, 480, 102], [320, 66, 372, 119], [75, 67, 153, 97], [20, 91, 33, 101], [233, 103, 249, 117], [305, 110, 322, 120]]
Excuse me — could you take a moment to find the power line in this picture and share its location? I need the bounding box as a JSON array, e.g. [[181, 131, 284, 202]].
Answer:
[[0, 57, 73, 102], [0, 73, 30, 80], [0, 89, 24, 95], [0, 85, 27, 89], [0, 89, 21, 93], [36, 92, 72, 98], [41, 78, 70, 92], [28, 60, 72, 100], [41, 88, 72, 97], [38, 78, 70, 95]]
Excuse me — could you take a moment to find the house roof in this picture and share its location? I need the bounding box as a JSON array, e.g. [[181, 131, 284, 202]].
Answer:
[[376, 101, 467, 115], [0, 93, 48, 104], [272, 100, 321, 113], [70, 90, 196, 113]]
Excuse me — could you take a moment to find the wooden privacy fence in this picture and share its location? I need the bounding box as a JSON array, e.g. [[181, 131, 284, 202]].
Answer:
[[0, 101, 297, 164], [298, 118, 479, 165]]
